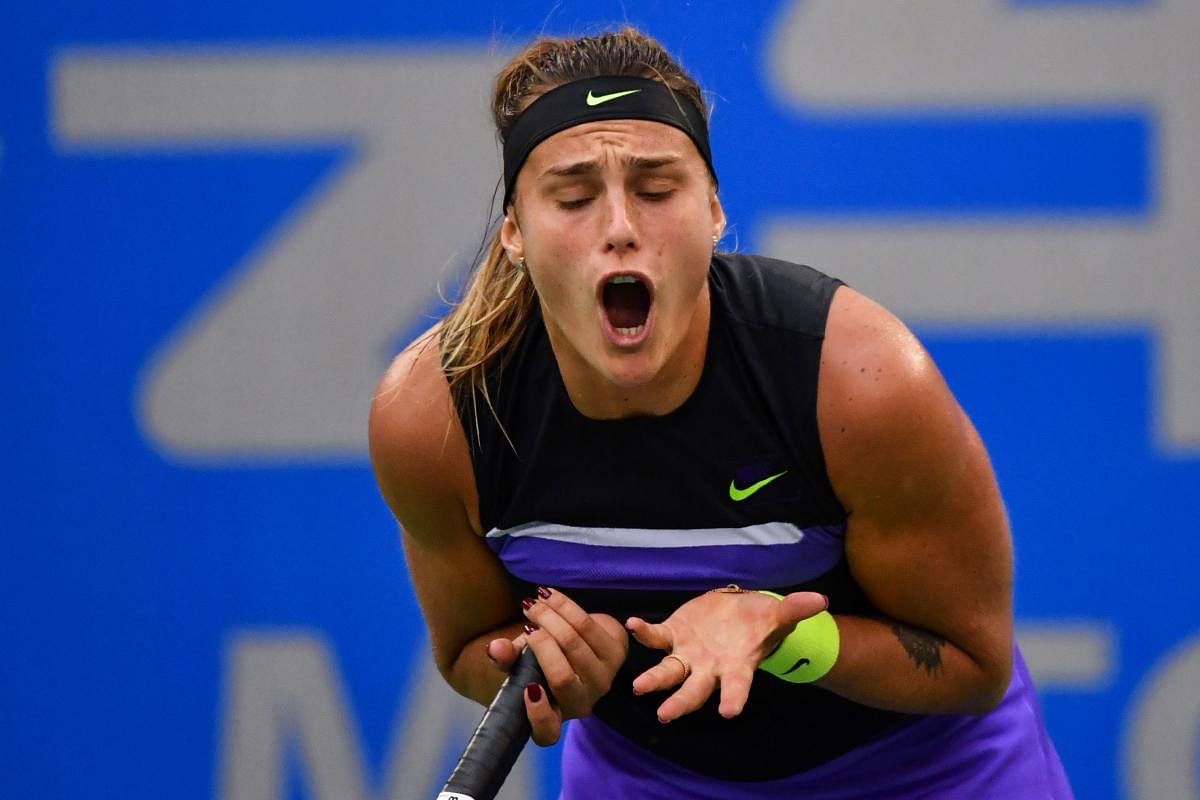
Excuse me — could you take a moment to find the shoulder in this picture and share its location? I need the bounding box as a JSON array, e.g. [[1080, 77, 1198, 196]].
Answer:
[[817, 286, 992, 519], [819, 286, 938, 422], [368, 325, 481, 537], [710, 253, 842, 337]]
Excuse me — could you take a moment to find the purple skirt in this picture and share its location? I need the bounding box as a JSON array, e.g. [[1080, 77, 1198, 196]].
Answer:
[[560, 648, 1073, 799]]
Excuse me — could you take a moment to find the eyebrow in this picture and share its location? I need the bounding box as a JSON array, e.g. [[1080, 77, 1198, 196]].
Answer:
[[541, 155, 682, 179]]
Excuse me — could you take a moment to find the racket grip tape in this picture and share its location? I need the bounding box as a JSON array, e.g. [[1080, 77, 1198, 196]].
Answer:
[[436, 646, 548, 800]]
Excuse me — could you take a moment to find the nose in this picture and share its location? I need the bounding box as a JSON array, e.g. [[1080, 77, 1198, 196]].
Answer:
[[603, 190, 638, 254]]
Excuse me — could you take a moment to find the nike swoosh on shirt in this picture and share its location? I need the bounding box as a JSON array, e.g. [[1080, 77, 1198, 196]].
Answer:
[[728, 471, 788, 502], [586, 89, 641, 106]]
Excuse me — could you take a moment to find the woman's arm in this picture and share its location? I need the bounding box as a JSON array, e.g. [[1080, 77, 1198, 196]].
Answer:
[[368, 329, 627, 742], [815, 285, 1013, 714], [369, 329, 523, 704]]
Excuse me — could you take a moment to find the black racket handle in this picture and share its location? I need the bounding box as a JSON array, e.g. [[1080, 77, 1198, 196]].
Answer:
[[437, 646, 548, 800]]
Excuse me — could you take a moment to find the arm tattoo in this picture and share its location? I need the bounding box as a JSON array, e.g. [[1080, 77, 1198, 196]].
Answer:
[[890, 622, 946, 676]]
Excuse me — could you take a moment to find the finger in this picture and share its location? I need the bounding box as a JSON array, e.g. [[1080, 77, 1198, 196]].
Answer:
[[591, 613, 631, 659], [527, 601, 593, 663], [656, 672, 718, 724], [583, 612, 630, 663], [631, 656, 690, 696], [529, 589, 627, 666], [716, 667, 754, 719], [524, 627, 589, 711], [526, 598, 616, 693], [524, 682, 562, 747], [625, 616, 673, 651], [522, 625, 571, 683], [776, 592, 831, 627], [486, 635, 526, 670]]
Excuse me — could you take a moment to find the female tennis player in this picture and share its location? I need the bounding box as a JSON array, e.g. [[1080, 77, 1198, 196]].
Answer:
[[369, 27, 1074, 798]]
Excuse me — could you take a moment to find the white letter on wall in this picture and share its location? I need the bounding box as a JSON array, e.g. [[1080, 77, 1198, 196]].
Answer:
[[216, 632, 535, 800], [1123, 632, 1200, 800], [764, 0, 1200, 453], [54, 47, 502, 461]]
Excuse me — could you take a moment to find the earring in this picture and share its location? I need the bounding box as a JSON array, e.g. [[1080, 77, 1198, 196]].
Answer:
[[712, 234, 719, 253], [518, 256, 527, 271]]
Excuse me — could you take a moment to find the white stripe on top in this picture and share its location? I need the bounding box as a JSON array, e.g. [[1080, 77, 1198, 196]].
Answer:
[[485, 521, 808, 549]]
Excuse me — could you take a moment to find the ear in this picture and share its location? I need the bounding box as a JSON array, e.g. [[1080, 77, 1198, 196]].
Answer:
[[709, 191, 727, 244], [500, 208, 524, 264]]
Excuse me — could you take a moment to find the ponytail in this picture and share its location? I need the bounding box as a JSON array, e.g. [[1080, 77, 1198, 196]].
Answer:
[[439, 230, 536, 419]]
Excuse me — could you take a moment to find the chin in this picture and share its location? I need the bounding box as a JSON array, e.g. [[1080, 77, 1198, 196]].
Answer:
[[598, 352, 661, 389]]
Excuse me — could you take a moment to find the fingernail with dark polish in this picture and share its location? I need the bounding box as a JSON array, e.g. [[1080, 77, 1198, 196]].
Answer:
[[527, 683, 543, 702], [523, 623, 538, 635], [522, 597, 535, 611], [537, 586, 552, 599]]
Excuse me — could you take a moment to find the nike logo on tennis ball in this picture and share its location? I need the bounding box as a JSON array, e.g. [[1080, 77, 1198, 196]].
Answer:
[[728, 471, 787, 501], [782, 658, 812, 677], [586, 89, 641, 106]]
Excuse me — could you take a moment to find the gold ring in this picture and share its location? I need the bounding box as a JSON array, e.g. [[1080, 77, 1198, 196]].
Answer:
[[663, 653, 691, 681]]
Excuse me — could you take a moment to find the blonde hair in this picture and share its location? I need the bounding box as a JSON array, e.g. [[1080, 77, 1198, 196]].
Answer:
[[439, 27, 709, 415]]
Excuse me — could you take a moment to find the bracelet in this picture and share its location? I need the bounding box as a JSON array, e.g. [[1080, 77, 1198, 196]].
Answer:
[[756, 590, 840, 684], [707, 583, 751, 594]]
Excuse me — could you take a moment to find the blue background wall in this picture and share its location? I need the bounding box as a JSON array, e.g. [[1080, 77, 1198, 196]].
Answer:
[[4, 1, 1198, 798]]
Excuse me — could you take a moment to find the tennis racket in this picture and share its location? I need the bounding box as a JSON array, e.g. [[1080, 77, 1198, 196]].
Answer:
[[436, 646, 548, 800]]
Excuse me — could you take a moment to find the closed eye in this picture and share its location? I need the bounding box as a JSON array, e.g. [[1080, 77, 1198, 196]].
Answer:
[[558, 197, 593, 210], [639, 190, 674, 202]]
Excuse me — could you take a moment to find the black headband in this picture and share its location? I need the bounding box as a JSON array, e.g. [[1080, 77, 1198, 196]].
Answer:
[[502, 76, 716, 208]]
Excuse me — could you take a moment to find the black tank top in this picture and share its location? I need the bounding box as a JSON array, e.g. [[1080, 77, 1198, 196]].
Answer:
[[457, 253, 912, 780]]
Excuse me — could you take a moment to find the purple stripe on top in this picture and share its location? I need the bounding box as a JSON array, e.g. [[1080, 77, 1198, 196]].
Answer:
[[560, 646, 1073, 799], [486, 523, 845, 590]]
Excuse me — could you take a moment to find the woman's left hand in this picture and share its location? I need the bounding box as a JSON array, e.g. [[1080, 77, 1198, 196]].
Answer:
[[626, 589, 828, 722]]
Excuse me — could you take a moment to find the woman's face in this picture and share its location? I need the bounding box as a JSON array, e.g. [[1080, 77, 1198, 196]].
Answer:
[[501, 118, 724, 414]]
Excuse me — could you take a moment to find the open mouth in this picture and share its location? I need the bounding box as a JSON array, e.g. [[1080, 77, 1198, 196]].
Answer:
[[602, 275, 653, 337]]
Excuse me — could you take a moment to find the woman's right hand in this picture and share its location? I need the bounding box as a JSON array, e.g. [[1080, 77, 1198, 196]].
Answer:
[[487, 587, 629, 745]]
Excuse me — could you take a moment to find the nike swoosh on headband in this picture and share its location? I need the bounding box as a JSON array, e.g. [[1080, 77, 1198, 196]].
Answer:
[[585, 88, 642, 106]]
